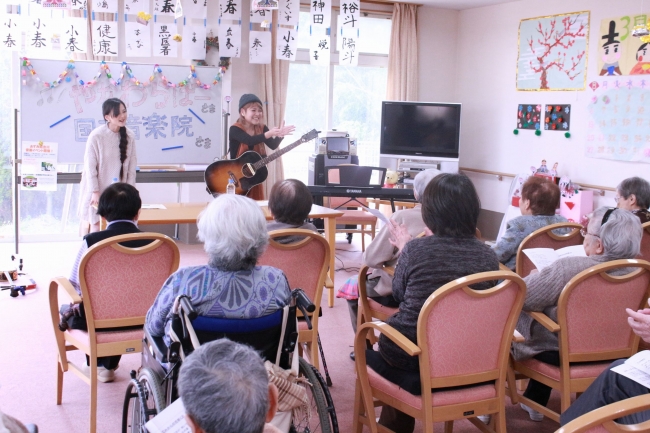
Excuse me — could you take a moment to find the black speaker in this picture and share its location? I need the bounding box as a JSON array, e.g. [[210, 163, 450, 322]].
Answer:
[[307, 154, 359, 186]]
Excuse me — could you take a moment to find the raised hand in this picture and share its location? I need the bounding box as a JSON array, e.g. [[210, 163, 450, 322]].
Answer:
[[388, 219, 412, 252], [277, 121, 295, 137], [627, 307, 650, 343]]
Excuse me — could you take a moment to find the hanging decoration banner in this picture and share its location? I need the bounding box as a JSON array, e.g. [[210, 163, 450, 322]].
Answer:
[[310, 33, 330, 66], [62, 17, 88, 54], [279, 0, 299, 26], [250, 8, 271, 24], [249, 30, 271, 64], [310, 0, 331, 27], [21, 141, 58, 191], [154, 0, 177, 16], [93, 0, 119, 14], [220, 0, 242, 21], [153, 21, 178, 58], [26, 16, 54, 55], [339, 27, 358, 66], [218, 22, 241, 57], [182, 24, 207, 60], [276, 26, 297, 61], [0, 14, 21, 51], [339, 0, 359, 31], [125, 0, 151, 14], [125, 20, 152, 57], [92, 19, 119, 57]]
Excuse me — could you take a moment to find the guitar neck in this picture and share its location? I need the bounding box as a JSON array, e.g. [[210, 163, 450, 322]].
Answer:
[[253, 137, 305, 170]]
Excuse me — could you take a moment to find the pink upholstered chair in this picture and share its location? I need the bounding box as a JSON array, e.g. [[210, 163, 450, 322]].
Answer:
[[353, 270, 526, 433], [516, 222, 584, 277], [511, 259, 650, 423], [555, 394, 650, 433], [258, 229, 330, 369], [48, 233, 180, 433], [356, 264, 399, 346], [640, 221, 650, 261]]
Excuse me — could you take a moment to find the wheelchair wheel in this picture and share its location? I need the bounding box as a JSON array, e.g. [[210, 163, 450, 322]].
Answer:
[[122, 368, 166, 433], [291, 357, 338, 433]]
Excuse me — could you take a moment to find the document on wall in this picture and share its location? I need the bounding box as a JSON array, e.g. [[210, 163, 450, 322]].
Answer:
[[522, 245, 586, 271], [612, 350, 650, 388], [144, 398, 191, 433], [21, 141, 58, 191]]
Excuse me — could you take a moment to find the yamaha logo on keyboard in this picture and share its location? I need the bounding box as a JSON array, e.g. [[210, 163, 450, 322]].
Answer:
[[346, 189, 362, 193]]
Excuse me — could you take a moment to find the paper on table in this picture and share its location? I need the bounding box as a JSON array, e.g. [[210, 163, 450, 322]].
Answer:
[[144, 398, 191, 433], [522, 244, 586, 271], [142, 204, 167, 210], [360, 205, 391, 225]]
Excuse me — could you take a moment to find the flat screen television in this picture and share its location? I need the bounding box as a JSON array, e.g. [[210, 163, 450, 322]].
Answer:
[[380, 101, 461, 161]]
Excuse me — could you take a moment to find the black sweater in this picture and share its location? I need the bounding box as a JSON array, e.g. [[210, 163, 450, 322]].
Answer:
[[379, 235, 499, 372], [228, 125, 283, 159]]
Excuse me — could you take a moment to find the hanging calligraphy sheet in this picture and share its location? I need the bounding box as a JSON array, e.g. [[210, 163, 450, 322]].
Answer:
[[69, 0, 87, 11], [597, 13, 650, 76], [26, 16, 55, 55], [516, 11, 589, 91], [585, 77, 650, 163], [309, 33, 329, 66], [310, 0, 330, 28], [249, 30, 271, 64], [124, 0, 151, 14], [220, 0, 242, 21], [339, 27, 357, 66], [218, 22, 241, 57], [93, 0, 118, 14], [338, 0, 359, 31], [276, 26, 296, 61], [153, 21, 178, 58], [250, 8, 271, 24], [183, 0, 207, 19], [0, 14, 21, 51], [278, 0, 299, 26], [62, 17, 88, 54], [154, 0, 176, 16], [182, 24, 206, 60], [125, 20, 151, 57], [92, 20, 119, 56]]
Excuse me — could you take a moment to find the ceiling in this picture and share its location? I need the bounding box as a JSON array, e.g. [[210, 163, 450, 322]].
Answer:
[[415, 0, 518, 10]]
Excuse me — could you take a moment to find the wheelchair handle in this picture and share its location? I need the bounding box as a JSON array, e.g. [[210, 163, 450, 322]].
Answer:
[[292, 288, 316, 313], [179, 296, 198, 320]]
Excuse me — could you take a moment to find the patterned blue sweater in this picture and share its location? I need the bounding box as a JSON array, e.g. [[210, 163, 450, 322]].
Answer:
[[145, 265, 291, 345], [492, 214, 569, 270]]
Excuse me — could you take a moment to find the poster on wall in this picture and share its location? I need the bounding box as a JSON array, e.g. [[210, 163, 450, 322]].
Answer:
[[516, 104, 541, 130], [21, 141, 58, 191], [597, 14, 650, 76], [544, 104, 571, 131], [516, 11, 589, 91], [585, 77, 650, 163]]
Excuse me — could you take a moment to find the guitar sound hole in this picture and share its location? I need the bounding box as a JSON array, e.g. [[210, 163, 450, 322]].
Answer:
[[242, 165, 254, 177]]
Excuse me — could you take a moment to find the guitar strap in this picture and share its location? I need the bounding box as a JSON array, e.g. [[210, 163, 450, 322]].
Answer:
[[232, 122, 268, 158]]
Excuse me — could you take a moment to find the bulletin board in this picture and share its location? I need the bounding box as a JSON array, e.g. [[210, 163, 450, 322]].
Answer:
[[20, 58, 222, 164]]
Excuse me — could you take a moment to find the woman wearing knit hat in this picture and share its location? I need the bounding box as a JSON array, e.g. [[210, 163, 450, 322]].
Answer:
[[228, 94, 295, 200]]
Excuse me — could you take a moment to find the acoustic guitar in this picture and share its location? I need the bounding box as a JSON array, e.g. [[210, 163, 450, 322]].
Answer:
[[205, 129, 318, 196]]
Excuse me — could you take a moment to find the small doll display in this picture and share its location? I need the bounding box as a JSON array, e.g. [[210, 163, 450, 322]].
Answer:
[[384, 170, 399, 188]]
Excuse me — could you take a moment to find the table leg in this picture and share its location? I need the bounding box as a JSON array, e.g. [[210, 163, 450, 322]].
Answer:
[[324, 215, 336, 308]]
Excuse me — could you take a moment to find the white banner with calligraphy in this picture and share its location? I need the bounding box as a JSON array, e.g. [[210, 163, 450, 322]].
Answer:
[[93, 0, 118, 14], [182, 24, 206, 60], [124, 0, 151, 14], [218, 22, 241, 57], [249, 30, 271, 64], [220, 0, 242, 21], [21, 141, 58, 191], [92, 20, 119, 56], [125, 19, 151, 57], [279, 0, 299, 26], [339, 0, 360, 31], [154, 0, 177, 16], [250, 8, 271, 24], [0, 14, 21, 51], [26, 16, 55, 55], [153, 21, 178, 58], [62, 17, 88, 54], [310, 33, 330, 66], [339, 27, 358, 66], [276, 26, 297, 61], [183, 0, 207, 19], [309, 0, 331, 28]]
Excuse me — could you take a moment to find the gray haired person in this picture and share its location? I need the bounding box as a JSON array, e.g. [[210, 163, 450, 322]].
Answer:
[[616, 176, 650, 223], [178, 339, 280, 433], [511, 207, 643, 422]]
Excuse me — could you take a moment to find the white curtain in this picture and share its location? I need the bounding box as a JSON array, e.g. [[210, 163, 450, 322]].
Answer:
[[386, 3, 418, 101]]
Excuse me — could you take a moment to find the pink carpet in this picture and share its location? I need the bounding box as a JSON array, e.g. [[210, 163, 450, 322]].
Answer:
[[0, 235, 562, 432]]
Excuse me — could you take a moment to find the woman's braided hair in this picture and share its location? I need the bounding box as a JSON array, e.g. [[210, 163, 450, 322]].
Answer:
[[102, 98, 128, 181]]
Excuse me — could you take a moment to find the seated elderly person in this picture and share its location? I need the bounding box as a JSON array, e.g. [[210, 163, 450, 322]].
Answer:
[[492, 176, 568, 271], [512, 207, 643, 422], [616, 176, 650, 223], [145, 194, 291, 345], [560, 304, 650, 426], [178, 339, 282, 433], [266, 179, 318, 244], [367, 173, 499, 433]]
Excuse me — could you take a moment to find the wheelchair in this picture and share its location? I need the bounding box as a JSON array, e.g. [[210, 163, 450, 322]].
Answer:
[[122, 289, 338, 433]]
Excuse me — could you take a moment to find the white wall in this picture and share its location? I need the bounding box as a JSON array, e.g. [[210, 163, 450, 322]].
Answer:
[[440, 0, 649, 213]]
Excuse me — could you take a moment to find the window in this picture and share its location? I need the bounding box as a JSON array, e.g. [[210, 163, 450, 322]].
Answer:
[[283, 12, 391, 184]]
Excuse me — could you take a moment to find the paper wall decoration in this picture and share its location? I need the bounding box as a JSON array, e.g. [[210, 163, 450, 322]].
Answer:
[[153, 21, 177, 58], [93, 0, 118, 14], [597, 13, 650, 76], [250, 8, 271, 24], [125, 20, 151, 57], [43, 0, 69, 8], [339, 0, 359, 30], [586, 77, 650, 163], [253, 0, 278, 9], [310, 33, 330, 65], [339, 28, 357, 66], [220, 0, 241, 21], [0, 14, 21, 51], [544, 104, 571, 131], [92, 20, 118, 56], [249, 30, 271, 64], [26, 16, 54, 55], [276, 26, 296, 61], [218, 22, 240, 57], [279, 0, 299, 26], [517, 11, 589, 91], [62, 17, 88, 54], [69, 0, 87, 10], [182, 0, 207, 19], [182, 24, 206, 60], [21, 141, 58, 191], [154, 0, 177, 16], [310, 0, 331, 27], [124, 0, 151, 14], [516, 104, 542, 130]]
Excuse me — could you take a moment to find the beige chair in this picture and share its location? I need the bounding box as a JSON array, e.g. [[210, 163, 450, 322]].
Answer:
[[49, 233, 180, 433], [354, 269, 526, 433], [516, 222, 583, 277], [555, 394, 650, 433], [510, 259, 650, 423]]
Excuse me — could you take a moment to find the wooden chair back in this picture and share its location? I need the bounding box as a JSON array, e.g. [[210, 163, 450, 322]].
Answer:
[[555, 394, 650, 433], [516, 222, 583, 277], [640, 221, 650, 261]]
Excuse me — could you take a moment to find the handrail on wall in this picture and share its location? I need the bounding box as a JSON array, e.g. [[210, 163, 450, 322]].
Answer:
[[459, 167, 614, 196]]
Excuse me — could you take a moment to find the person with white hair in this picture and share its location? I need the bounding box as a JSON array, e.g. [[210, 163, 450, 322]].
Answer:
[[178, 339, 280, 433], [145, 194, 291, 346], [511, 207, 643, 422], [338, 168, 441, 360]]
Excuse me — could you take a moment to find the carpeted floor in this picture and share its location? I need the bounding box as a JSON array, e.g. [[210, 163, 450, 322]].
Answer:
[[0, 234, 563, 433]]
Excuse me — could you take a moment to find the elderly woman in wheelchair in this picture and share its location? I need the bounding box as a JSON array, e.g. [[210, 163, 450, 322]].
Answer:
[[123, 194, 337, 433]]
